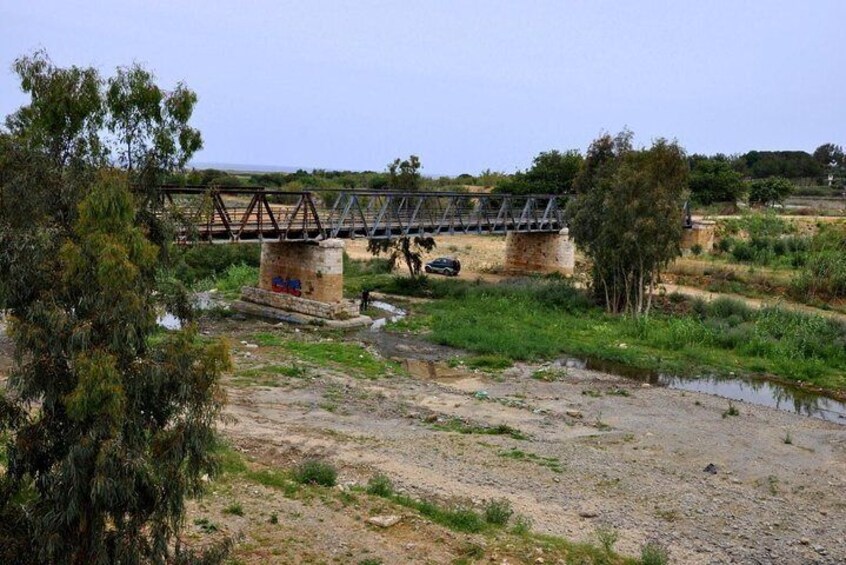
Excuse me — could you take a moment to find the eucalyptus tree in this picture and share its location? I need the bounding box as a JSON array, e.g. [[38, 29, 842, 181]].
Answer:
[[0, 51, 229, 563], [568, 131, 688, 315]]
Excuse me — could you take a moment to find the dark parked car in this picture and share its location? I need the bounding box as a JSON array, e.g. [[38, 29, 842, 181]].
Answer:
[[424, 257, 461, 276]]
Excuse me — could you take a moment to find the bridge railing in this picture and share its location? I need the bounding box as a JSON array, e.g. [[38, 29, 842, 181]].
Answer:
[[159, 186, 567, 243]]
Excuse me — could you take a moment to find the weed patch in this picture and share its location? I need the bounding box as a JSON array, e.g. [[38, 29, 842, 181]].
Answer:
[[284, 340, 399, 379], [484, 499, 513, 526], [498, 448, 563, 473], [366, 474, 394, 497], [432, 418, 528, 440], [223, 502, 244, 516], [293, 459, 338, 487]]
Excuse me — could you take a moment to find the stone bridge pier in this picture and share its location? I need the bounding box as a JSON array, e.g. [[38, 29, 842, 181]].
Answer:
[[504, 228, 575, 275], [236, 239, 362, 323]]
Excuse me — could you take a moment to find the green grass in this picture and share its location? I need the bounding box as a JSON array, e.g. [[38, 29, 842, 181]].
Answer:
[[464, 354, 512, 370], [498, 448, 564, 473], [432, 418, 528, 440], [393, 278, 846, 392], [483, 499, 513, 526], [365, 474, 394, 497], [223, 502, 244, 516], [245, 332, 402, 379], [194, 263, 259, 299]]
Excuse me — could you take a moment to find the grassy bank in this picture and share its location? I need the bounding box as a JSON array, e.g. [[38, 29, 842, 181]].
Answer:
[[385, 276, 846, 392]]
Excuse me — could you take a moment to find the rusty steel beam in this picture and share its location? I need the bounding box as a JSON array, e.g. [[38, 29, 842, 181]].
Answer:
[[159, 185, 570, 243]]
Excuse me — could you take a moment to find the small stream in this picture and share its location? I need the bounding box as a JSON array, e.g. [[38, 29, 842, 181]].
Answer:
[[567, 357, 846, 423], [368, 300, 407, 331]]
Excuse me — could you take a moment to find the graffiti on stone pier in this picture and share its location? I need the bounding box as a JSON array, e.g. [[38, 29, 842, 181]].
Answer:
[[271, 276, 303, 297]]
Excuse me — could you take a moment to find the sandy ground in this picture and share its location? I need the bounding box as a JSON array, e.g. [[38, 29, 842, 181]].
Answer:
[[182, 316, 846, 564], [345, 234, 510, 282]]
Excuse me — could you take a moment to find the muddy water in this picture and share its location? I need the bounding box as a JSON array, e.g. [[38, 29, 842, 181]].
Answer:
[[369, 300, 406, 331], [571, 357, 846, 422], [396, 352, 846, 423]]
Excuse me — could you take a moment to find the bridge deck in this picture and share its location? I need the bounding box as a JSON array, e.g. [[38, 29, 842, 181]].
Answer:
[[161, 186, 567, 243]]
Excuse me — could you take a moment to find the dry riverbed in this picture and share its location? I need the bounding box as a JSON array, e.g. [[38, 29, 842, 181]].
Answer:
[[1, 313, 845, 564], [195, 316, 845, 564]]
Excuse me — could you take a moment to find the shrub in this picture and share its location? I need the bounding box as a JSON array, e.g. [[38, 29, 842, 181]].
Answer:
[[444, 507, 486, 533], [483, 499, 513, 526], [595, 523, 619, 554], [690, 243, 703, 256], [510, 514, 532, 535], [748, 176, 794, 206], [706, 297, 754, 322], [293, 459, 337, 487], [641, 541, 670, 565], [715, 237, 733, 253], [366, 474, 394, 497], [222, 502, 244, 516], [173, 244, 260, 285]]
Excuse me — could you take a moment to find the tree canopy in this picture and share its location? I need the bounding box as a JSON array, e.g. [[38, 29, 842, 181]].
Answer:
[[688, 156, 746, 205], [0, 51, 229, 563], [494, 149, 583, 195], [748, 176, 794, 207], [568, 131, 688, 315], [367, 155, 435, 276]]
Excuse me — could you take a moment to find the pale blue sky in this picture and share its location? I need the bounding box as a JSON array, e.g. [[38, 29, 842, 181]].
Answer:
[[2, 1, 843, 175]]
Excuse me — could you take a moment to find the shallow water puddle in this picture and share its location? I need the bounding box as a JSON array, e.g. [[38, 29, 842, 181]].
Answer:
[[571, 357, 846, 423], [369, 300, 407, 331]]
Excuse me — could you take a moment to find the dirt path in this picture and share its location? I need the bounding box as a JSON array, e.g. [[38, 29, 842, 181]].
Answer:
[[208, 318, 846, 564]]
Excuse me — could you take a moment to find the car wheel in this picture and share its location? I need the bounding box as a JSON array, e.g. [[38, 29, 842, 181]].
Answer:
[[425, 266, 433, 274]]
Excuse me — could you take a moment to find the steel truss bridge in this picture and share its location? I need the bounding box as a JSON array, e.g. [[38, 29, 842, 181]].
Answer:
[[160, 186, 570, 243]]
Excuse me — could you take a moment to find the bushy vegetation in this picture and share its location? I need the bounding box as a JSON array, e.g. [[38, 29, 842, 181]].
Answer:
[[173, 244, 260, 286], [292, 459, 338, 487], [689, 156, 745, 204], [194, 263, 259, 298], [748, 176, 794, 206], [494, 149, 583, 195], [484, 499, 514, 526], [791, 223, 846, 300], [716, 213, 810, 268], [392, 278, 846, 390]]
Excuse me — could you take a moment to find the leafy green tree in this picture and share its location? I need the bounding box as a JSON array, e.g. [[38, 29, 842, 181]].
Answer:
[[568, 131, 688, 315], [812, 143, 844, 168], [689, 157, 746, 204], [495, 149, 583, 195], [740, 150, 821, 179], [0, 51, 229, 563], [368, 155, 436, 277], [387, 155, 422, 191], [367, 235, 437, 277], [748, 176, 794, 206], [106, 64, 200, 172]]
